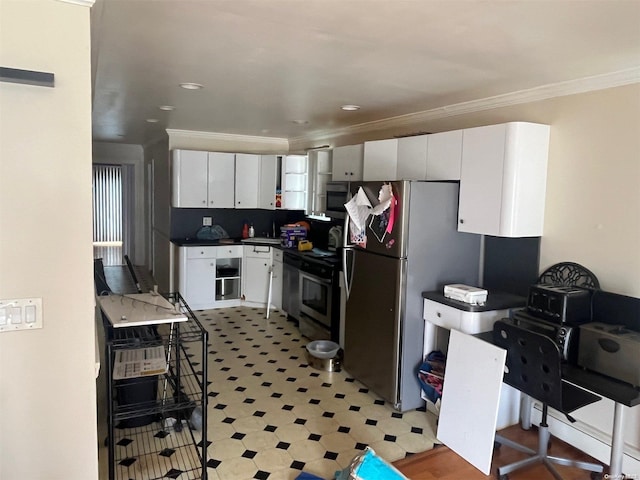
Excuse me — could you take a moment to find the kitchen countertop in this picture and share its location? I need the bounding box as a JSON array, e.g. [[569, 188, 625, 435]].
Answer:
[[171, 237, 243, 246], [172, 237, 342, 267]]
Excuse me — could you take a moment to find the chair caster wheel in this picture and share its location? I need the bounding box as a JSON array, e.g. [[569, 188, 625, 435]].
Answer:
[[493, 440, 501, 450], [497, 473, 508, 480]]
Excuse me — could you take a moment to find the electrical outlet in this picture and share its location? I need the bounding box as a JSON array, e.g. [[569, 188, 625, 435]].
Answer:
[[203, 216, 212, 226]]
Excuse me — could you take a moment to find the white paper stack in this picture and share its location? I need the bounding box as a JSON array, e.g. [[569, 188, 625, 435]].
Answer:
[[113, 345, 167, 380], [444, 284, 488, 305]]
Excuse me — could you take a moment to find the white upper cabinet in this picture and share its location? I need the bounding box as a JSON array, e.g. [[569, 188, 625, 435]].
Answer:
[[172, 150, 235, 208], [259, 155, 278, 210], [208, 152, 236, 207], [458, 122, 550, 237], [397, 135, 428, 180], [363, 138, 398, 181], [332, 144, 364, 181], [426, 130, 463, 180], [234, 153, 261, 208]]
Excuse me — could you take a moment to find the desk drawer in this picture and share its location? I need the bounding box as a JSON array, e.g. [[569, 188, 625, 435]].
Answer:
[[423, 299, 509, 334], [424, 299, 462, 330]]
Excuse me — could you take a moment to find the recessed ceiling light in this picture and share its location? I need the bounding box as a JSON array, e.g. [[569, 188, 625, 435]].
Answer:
[[179, 82, 203, 90], [292, 120, 309, 125], [146, 118, 159, 123], [159, 105, 175, 111], [341, 104, 361, 111]]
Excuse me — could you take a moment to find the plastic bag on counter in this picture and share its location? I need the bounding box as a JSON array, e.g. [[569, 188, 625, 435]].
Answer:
[[195, 224, 229, 240]]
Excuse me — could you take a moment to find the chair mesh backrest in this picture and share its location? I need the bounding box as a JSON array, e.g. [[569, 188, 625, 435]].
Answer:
[[493, 319, 563, 411]]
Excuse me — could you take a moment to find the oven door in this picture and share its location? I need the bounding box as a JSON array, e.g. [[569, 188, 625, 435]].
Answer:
[[299, 271, 333, 328]]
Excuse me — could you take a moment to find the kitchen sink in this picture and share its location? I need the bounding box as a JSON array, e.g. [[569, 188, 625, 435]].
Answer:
[[240, 237, 281, 245]]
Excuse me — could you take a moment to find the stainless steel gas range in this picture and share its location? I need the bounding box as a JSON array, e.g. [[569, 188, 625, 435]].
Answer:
[[282, 248, 341, 343]]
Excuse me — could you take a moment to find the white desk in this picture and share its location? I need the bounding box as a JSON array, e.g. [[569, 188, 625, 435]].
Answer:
[[422, 291, 526, 429]]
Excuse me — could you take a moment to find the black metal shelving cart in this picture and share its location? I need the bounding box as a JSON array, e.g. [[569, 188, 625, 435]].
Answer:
[[102, 292, 208, 480]]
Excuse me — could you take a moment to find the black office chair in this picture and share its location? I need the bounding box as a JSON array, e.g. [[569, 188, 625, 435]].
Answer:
[[492, 319, 604, 480]]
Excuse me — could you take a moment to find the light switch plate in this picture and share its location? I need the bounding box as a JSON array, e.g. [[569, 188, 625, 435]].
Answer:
[[0, 298, 43, 332], [203, 216, 213, 226]]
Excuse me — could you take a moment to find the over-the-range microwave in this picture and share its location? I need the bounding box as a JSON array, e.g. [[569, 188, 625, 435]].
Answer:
[[325, 181, 349, 219]]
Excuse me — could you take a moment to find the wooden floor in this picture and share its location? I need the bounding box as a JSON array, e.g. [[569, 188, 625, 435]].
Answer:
[[393, 424, 605, 480]]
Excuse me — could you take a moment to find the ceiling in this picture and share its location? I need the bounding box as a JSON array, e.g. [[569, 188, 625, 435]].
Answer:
[[90, 0, 640, 146]]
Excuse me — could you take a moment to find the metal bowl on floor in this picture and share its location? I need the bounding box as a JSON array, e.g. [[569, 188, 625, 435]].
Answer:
[[306, 340, 340, 359], [305, 348, 342, 372]]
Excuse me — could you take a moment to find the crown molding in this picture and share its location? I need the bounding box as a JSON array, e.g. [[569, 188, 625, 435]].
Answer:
[[56, 0, 95, 6], [290, 68, 640, 146], [166, 129, 289, 151]]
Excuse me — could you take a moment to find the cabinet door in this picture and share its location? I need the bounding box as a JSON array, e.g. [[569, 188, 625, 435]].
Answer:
[[459, 122, 549, 237], [243, 256, 271, 304], [332, 144, 364, 181], [458, 124, 507, 236], [426, 130, 463, 180], [397, 135, 428, 180], [363, 138, 398, 181], [235, 154, 260, 208], [185, 257, 216, 308], [172, 150, 208, 208], [259, 155, 277, 210], [208, 152, 235, 208]]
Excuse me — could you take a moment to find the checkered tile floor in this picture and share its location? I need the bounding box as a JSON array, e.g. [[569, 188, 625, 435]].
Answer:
[[195, 307, 437, 480]]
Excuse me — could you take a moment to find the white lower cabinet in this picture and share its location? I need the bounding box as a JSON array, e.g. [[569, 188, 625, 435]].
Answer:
[[242, 245, 273, 305], [179, 247, 217, 310], [178, 245, 242, 310]]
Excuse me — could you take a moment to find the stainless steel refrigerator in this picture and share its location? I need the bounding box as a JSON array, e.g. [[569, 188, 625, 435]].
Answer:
[[342, 180, 480, 411]]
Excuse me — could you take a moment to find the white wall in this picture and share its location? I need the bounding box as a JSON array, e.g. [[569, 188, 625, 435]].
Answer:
[[93, 141, 146, 264], [145, 136, 172, 291], [539, 87, 640, 296], [0, 1, 98, 479]]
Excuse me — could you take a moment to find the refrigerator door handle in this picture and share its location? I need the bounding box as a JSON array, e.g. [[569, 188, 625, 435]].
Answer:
[[342, 247, 352, 299], [342, 210, 352, 299]]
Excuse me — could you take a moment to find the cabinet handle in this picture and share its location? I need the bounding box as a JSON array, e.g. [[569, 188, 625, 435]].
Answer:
[[202, 200, 206, 204], [210, 263, 214, 267], [459, 219, 464, 224], [437, 312, 441, 317], [345, 172, 348, 176]]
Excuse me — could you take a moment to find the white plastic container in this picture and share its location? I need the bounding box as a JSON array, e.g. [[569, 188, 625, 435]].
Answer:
[[444, 284, 487, 305]]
